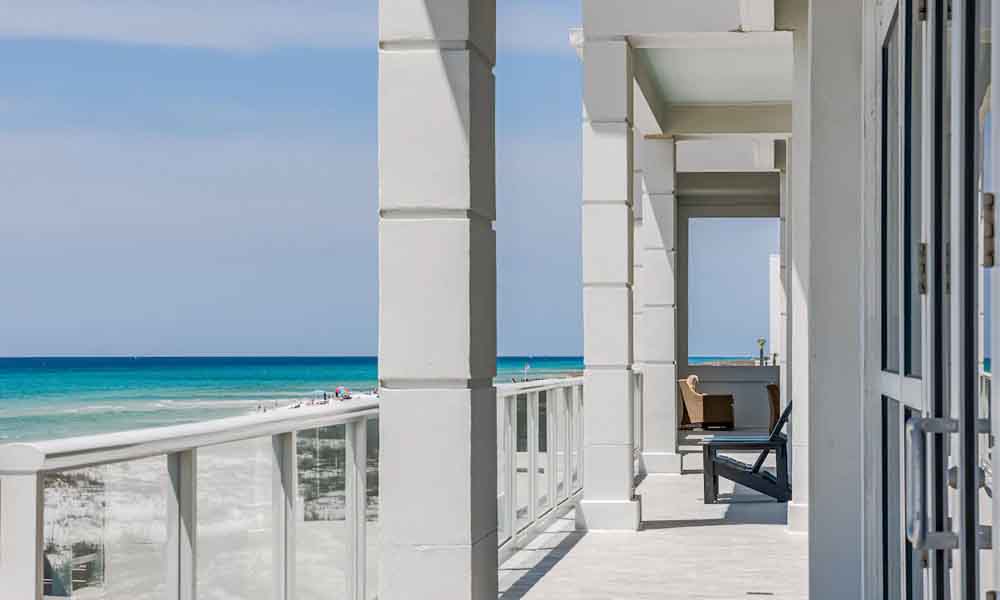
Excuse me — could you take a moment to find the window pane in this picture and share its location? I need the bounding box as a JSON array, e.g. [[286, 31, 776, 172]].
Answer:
[[904, 1, 923, 377], [883, 20, 902, 373], [43, 458, 169, 599]]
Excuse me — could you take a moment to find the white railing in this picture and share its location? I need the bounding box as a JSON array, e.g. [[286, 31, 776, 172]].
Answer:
[[0, 377, 588, 598], [495, 377, 584, 564], [0, 398, 379, 600]]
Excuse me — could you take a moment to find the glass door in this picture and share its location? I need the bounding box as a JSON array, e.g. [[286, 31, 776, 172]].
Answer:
[[882, 1, 930, 597]]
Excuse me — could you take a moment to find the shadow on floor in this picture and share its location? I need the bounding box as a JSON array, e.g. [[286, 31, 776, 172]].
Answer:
[[642, 495, 788, 530], [498, 523, 586, 599]]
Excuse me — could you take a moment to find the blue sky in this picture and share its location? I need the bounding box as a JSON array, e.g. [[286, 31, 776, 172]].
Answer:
[[0, 1, 775, 358]]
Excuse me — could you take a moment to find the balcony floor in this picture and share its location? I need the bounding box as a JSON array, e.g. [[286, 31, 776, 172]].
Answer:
[[499, 445, 808, 599]]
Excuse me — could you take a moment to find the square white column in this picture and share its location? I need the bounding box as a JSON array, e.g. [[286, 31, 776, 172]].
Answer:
[[638, 137, 681, 474], [787, 5, 810, 534], [578, 38, 640, 531], [378, 1, 498, 597]]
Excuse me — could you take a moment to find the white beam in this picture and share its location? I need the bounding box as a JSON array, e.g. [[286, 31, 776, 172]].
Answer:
[[583, 0, 743, 38], [739, 0, 776, 32], [654, 103, 792, 137], [629, 31, 791, 49]]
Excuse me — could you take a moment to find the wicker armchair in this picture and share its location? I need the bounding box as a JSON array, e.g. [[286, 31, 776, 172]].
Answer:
[[766, 384, 781, 431], [677, 375, 735, 430]]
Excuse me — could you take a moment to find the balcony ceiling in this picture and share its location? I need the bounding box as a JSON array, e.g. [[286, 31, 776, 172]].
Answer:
[[634, 32, 794, 106]]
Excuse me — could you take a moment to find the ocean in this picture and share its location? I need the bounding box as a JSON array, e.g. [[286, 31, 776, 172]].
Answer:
[[0, 356, 584, 442], [0, 355, 763, 443]]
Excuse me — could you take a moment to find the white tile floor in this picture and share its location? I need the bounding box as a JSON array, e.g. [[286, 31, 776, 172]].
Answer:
[[498, 446, 808, 600]]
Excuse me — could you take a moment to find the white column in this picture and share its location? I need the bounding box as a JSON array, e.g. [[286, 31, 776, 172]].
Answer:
[[0, 473, 43, 600], [808, 0, 864, 597], [638, 137, 682, 474], [378, 2, 498, 597], [786, 0, 810, 534], [578, 38, 640, 531]]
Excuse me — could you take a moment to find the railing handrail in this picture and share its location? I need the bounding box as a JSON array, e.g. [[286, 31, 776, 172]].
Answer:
[[496, 376, 583, 395], [0, 396, 379, 475]]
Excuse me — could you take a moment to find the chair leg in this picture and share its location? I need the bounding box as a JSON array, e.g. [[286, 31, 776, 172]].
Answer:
[[776, 444, 790, 501], [703, 446, 718, 504]]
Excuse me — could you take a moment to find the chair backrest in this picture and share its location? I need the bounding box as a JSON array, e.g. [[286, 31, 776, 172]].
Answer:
[[677, 376, 702, 409], [765, 384, 780, 429], [768, 401, 793, 442]]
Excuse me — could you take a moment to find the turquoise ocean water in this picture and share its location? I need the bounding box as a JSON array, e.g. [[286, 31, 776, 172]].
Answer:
[[0, 355, 754, 442], [0, 356, 584, 442]]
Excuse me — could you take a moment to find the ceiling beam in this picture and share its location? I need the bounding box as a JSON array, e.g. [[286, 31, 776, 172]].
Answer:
[[739, 0, 775, 32], [646, 103, 792, 137], [628, 30, 791, 49]]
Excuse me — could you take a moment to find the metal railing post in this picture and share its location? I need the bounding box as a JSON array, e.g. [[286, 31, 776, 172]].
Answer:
[[167, 449, 197, 600], [346, 418, 368, 600], [0, 472, 43, 600], [272, 432, 296, 600]]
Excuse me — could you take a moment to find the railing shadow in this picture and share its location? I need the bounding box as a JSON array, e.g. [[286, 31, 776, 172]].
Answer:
[[497, 520, 586, 599]]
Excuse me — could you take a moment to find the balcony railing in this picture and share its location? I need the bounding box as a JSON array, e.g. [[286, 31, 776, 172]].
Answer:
[[0, 376, 587, 599], [495, 377, 584, 564], [0, 398, 379, 600]]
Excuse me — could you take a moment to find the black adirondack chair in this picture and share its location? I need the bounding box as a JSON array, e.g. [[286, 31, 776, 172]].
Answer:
[[702, 401, 792, 504]]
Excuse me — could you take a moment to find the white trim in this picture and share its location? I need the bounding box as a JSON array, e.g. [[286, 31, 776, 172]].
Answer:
[[628, 31, 791, 50]]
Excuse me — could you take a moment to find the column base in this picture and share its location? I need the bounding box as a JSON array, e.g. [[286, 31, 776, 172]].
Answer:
[[576, 498, 641, 531], [640, 451, 682, 475], [787, 501, 808, 533]]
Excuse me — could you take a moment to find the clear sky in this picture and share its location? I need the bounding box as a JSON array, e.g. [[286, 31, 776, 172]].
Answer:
[[0, 1, 776, 358]]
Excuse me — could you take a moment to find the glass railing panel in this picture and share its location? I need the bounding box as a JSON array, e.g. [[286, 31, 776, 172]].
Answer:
[[197, 437, 274, 600], [554, 389, 567, 500], [366, 417, 380, 600], [295, 425, 349, 599], [536, 392, 550, 512], [42, 457, 169, 599], [497, 395, 511, 543], [514, 393, 530, 530]]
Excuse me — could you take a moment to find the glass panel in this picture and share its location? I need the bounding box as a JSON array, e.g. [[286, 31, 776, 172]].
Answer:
[[294, 425, 349, 599], [536, 392, 550, 512], [497, 395, 510, 543], [568, 389, 579, 488], [366, 417, 380, 599], [197, 437, 274, 600], [555, 390, 567, 500], [904, 0, 924, 378], [882, 397, 903, 600], [43, 458, 169, 599], [514, 393, 530, 529], [883, 18, 902, 374]]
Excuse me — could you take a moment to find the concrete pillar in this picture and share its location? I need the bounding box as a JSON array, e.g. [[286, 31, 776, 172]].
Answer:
[[377, 1, 498, 597], [807, 0, 864, 597], [785, 0, 810, 534], [578, 38, 640, 531], [638, 137, 682, 474]]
